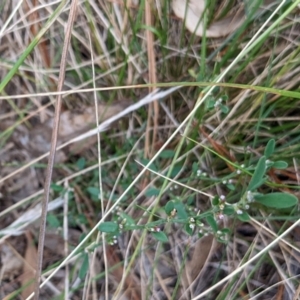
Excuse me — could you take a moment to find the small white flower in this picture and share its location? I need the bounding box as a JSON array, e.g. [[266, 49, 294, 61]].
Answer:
[[247, 191, 254, 202], [218, 214, 224, 220], [190, 217, 195, 223], [189, 224, 195, 230], [219, 204, 224, 210], [266, 159, 271, 165], [236, 209, 243, 215], [223, 180, 227, 184], [245, 204, 250, 210], [237, 170, 241, 175], [119, 224, 123, 229], [220, 195, 226, 201], [229, 179, 233, 184], [199, 229, 203, 234]]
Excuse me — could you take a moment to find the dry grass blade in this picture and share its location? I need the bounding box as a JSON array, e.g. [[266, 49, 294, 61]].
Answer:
[[2, 0, 300, 298], [33, 0, 78, 299], [145, 0, 159, 158]]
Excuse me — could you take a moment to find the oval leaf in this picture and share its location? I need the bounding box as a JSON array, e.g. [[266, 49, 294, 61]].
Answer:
[[255, 193, 298, 208], [237, 211, 250, 222], [151, 231, 168, 243], [220, 104, 229, 114], [98, 222, 119, 233], [185, 223, 193, 236], [248, 156, 266, 191], [165, 200, 175, 215], [79, 253, 89, 280], [145, 187, 160, 197], [159, 150, 176, 158], [87, 187, 100, 197], [264, 139, 275, 158], [174, 202, 188, 219], [272, 160, 288, 169], [206, 215, 218, 232], [212, 196, 219, 206]]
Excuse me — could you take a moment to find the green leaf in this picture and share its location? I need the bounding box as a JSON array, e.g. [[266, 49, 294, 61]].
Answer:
[[264, 139, 275, 158], [220, 94, 229, 101], [159, 150, 176, 158], [206, 215, 218, 232], [206, 98, 216, 109], [140, 158, 158, 172], [87, 187, 99, 197], [184, 223, 193, 236], [220, 228, 231, 235], [272, 161, 288, 169], [98, 222, 119, 233], [192, 162, 199, 173], [165, 201, 175, 215], [187, 196, 194, 205], [254, 193, 298, 208], [79, 253, 89, 280], [217, 237, 227, 244], [145, 187, 160, 197], [76, 157, 86, 170], [174, 202, 188, 219], [47, 214, 60, 228], [212, 196, 219, 206], [248, 156, 266, 191], [223, 205, 235, 215], [170, 164, 183, 177], [119, 212, 136, 227], [220, 104, 229, 114], [226, 183, 236, 191], [50, 183, 64, 192], [151, 231, 168, 242], [237, 211, 250, 222]]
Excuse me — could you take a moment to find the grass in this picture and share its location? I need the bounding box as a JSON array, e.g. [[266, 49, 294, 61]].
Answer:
[[1, 0, 300, 299]]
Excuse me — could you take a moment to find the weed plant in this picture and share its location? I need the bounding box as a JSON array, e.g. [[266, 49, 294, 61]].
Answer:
[[1, 0, 300, 299]]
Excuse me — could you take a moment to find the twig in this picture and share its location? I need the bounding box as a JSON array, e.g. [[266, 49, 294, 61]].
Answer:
[[33, 1, 78, 299]]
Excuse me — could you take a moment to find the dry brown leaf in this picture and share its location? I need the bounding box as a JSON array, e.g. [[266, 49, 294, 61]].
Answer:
[[30, 101, 131, 159], [172, 0, 245, 37], [185, 235, 219, 283], [20, 231, 37, 299], [0, 243, 24, 279]]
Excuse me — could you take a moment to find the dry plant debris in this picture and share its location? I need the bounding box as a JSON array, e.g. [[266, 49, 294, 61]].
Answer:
[[1, 0, 300, 299], [172, 0, 245, 37]]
